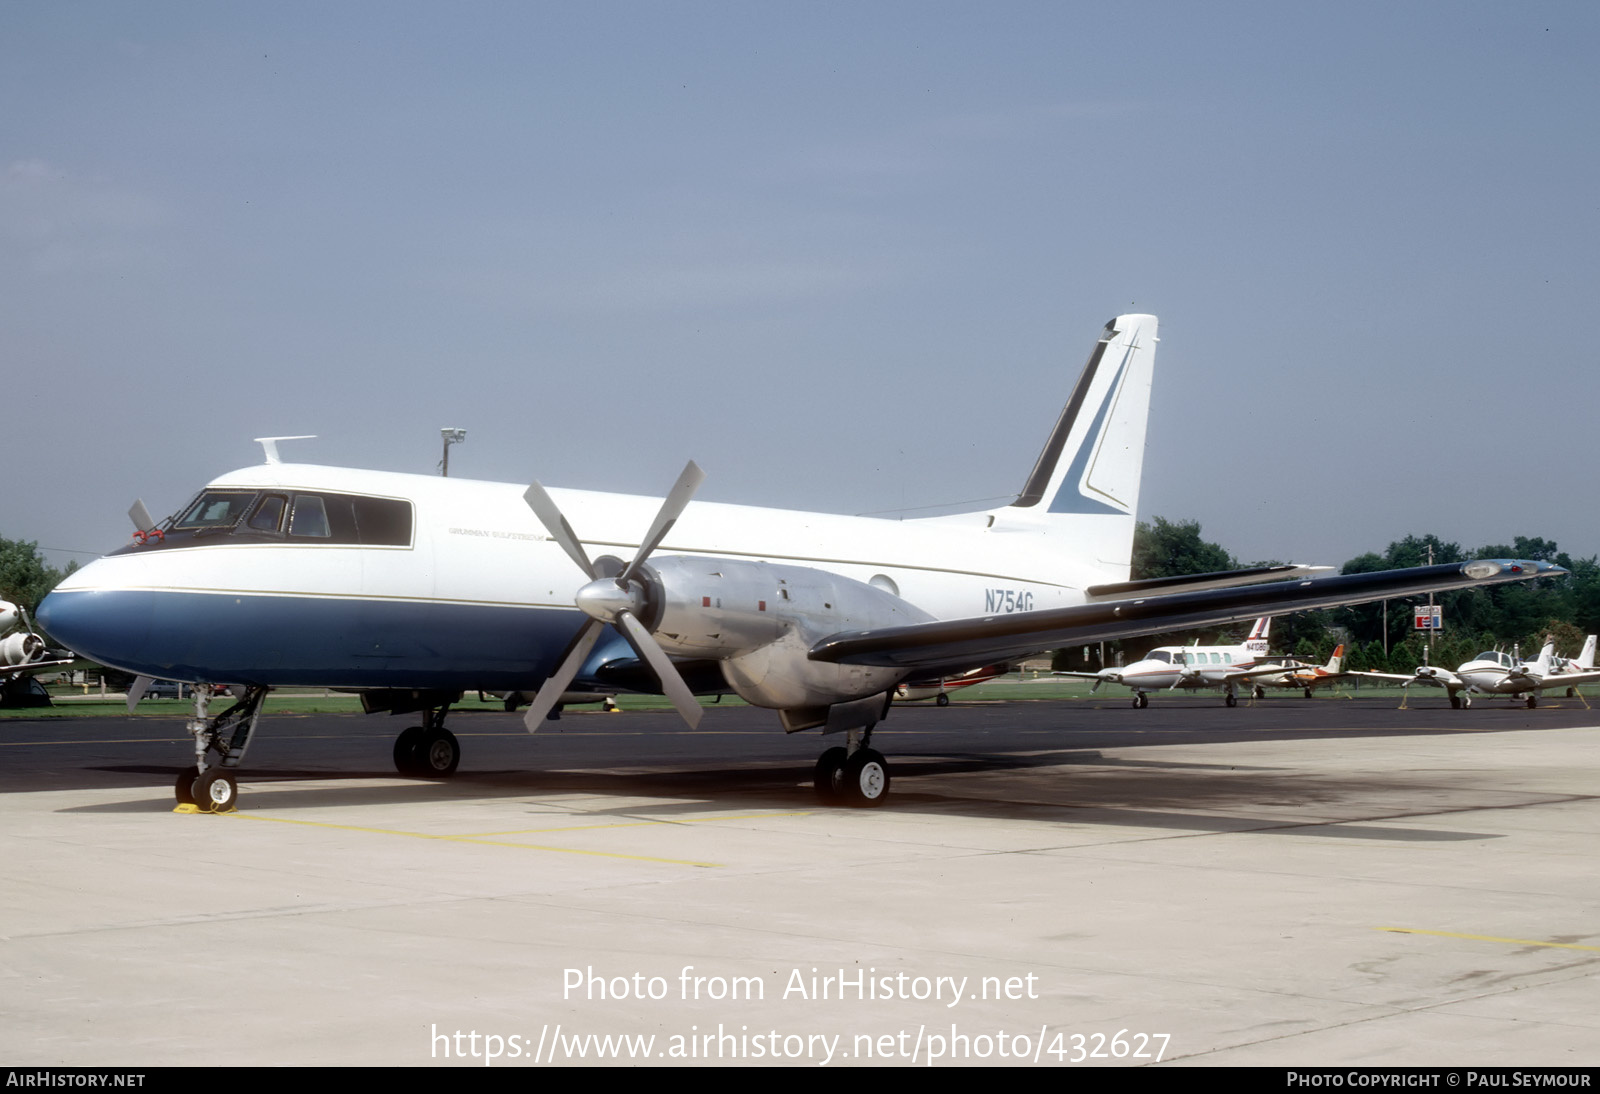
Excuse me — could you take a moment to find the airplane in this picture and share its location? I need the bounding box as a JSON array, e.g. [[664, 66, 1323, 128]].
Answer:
[[35, 313, 1565, 811], [1, 599, 73, 679], [1550, 634, 1597, 693], [1055, 617, 1307, 707], [0, 598, 76, 707], [1357, 637, 1600, 708], [1244, 643, 1349, 699], [893, 663, 1009, 705]]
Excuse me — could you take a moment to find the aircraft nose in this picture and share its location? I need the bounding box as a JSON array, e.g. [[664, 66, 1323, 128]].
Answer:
[[35, 589, 86, 649], [35, 585, 148, 663]]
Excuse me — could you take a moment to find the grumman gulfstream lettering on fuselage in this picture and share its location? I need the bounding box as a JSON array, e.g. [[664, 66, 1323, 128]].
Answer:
[[37, 313, 1563, 812]]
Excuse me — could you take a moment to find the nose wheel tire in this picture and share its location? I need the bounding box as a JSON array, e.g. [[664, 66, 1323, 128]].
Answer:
[[174, 765, 200, 806], [192, 769, 238, 813]]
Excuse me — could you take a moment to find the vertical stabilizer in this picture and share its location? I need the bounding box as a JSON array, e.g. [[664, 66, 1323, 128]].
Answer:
[[1326, 644, 1345, 673], [993, 314, 1158, 576], [1577, 635, 1597, 671]]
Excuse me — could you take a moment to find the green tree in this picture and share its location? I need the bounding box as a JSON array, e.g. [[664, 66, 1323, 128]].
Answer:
[[0, 538, 72, 614], [1130, 517, 1236, 580]]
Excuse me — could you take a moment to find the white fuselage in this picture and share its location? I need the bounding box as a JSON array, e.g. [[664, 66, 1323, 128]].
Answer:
[[41, 462, 1122, 694]]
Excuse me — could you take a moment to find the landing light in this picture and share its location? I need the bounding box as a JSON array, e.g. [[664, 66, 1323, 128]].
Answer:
[[1462, 561, 1504, 579]]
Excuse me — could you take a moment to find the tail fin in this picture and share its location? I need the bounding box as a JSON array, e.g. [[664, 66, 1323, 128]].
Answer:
[[1244, 617, 1271, 654], [990, 313, 1159, 576], [1578, 635, 1597, 671], [1326, 644, 1345, 673], [1532, 639, 1555, 675]]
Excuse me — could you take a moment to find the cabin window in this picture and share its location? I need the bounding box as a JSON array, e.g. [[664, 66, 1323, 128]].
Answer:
[[351, 496, 413, 546]]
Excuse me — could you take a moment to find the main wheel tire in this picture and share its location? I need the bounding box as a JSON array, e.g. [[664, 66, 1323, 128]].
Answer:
[[813, 747, 848, 804], [416, 728, 460, 777], [843, 748, 890, 808], [393, 726, 426, 775], [935, 693, 950, 707], [1134, 693, 1148, 709], [174, 765, 200, 806], [1303, 688, 1314, 699], [1450, 694, 1462, 709], [1527, 695, 1538, 709], [1253, 687, 1265, 700], [193, 769, 237, 813], [1225, 694, 1237, 708]]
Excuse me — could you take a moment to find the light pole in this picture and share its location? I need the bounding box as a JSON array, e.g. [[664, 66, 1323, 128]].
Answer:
[[440, 428, 467, 476]]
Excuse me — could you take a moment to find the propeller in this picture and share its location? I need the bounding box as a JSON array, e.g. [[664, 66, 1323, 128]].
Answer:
[[519, 461, 706, 731]]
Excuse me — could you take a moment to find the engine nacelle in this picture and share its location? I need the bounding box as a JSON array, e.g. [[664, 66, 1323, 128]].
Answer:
[[645, 556, 931, 710], [1, 631, 44, 667]]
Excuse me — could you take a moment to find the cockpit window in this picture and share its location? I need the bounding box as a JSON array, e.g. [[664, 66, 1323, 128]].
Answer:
[[1147, 651, 1172, 664], [119, 487, 413, 554], [289, 494, 331, 538], [172, 491, 256, 531], [247, 495, 286, 534]]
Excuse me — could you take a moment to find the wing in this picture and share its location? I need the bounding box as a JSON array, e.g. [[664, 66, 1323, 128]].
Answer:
[[1541, 669, 1600, 689], [809, 560, 1563, 671], [1224, 663, 1307, 683]]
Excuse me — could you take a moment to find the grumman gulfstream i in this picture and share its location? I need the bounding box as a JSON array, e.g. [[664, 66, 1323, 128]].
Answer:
[[36, 314, 1563, 811]]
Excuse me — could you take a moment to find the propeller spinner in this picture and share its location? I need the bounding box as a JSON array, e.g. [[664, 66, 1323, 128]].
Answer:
[[519, 461, 706, 730]]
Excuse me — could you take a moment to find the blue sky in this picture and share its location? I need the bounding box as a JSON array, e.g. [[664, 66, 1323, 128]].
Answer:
[[5, 2, 1597, 571]]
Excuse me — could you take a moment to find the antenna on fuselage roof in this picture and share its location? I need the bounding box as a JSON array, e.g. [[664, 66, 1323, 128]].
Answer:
[[254, 436, 317, 465]]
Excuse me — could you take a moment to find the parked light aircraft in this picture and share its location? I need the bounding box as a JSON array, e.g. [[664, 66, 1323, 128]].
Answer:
[[1244, 644, 1349, 699], [0, 599, 71, 680], [1056, 618, 1303, 707], [894, 663, 1008, 705], [36, 313, 1563, 811], [1358, 638, 1600, 708], [1551, 635, 1597, 690]]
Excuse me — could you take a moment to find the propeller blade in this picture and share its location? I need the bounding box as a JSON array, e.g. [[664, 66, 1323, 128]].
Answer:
[[128, 499, 155, 532], [126, 675, 152, 712], [619, 460, 704, 584], [523, 482, 596, 580], [522, 620, 604, 732], [615, 611, 703, 728]]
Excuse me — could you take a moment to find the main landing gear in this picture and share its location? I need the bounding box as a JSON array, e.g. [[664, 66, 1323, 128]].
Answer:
[[173, 684, 269, 812], [814, 727, 890, 807], [392, 705, 461, 778], [1132, 692, 1149, 709]]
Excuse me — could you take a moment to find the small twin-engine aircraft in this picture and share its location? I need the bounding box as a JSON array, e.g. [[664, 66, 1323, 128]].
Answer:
[[1056, 618, 1304, 707], [0, 599, 73, 680], [36, 314, 1563, 810], [1244, 643, 1350, 699], [1359, 637, 1600, 709]]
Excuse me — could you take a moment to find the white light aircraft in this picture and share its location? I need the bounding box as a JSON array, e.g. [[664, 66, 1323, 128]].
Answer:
[[0, 599, 72, 681], [36, 313, 1563, 811], [1057, 618, 1303, 707], [1358, 637, 1600, 708]]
